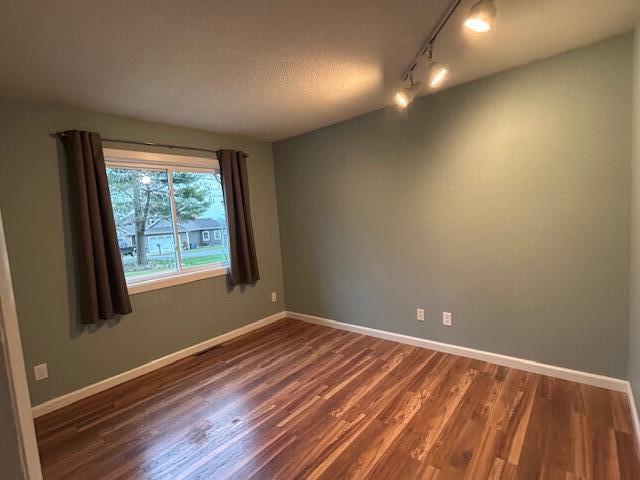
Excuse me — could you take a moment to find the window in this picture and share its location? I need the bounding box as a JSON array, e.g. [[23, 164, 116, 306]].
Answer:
[[213, 229, 222, 241], [104, 149, 229, 293]]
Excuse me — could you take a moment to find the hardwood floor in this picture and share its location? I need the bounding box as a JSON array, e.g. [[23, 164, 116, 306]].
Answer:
[[35, 318, 640, 479]]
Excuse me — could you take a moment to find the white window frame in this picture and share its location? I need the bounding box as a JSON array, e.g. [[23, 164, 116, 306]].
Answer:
[[213, 229, 222, 240], [202, 230, 210, 242], [104, 148, 229, 295]]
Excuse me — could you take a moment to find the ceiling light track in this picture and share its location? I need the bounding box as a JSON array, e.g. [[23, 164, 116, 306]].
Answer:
[[394, 0, 497, 108], [401, 0, 463, 83]]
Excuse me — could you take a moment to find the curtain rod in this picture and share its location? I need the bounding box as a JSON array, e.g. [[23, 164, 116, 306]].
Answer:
[[49, 133, 230, 156]]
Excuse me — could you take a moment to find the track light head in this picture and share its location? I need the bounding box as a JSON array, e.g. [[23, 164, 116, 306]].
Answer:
[[394, 81, 422, 108], [464, 0, 497, 33], [426, 63, 449, 88], [393, 0, 465, 108]]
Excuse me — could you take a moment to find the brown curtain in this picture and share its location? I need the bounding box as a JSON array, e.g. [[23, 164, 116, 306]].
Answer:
[[217, 149, 260, 286], [57, 130, 132, 323]]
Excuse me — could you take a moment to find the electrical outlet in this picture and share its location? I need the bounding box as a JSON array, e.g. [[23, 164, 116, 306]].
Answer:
[[417, 308, 425, 322], [271, 291, 277, 303], [442, 312, 452, 327], [34, 363, 48, 381]]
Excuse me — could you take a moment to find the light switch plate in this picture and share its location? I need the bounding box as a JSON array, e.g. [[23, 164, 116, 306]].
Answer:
[[34, 363, 48, 381]]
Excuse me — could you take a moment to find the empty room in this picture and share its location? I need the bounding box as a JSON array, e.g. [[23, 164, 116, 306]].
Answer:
[[2, 0, 640, 479]]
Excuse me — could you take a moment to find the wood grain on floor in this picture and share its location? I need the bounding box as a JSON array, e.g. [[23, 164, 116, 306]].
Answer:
[[35, 318, 640, 479]]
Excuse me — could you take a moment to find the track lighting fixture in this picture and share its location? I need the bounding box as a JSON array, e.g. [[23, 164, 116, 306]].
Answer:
[[464, 0, 497, 33], [393, 0, 496, 108], [394, 81, 422, 108]]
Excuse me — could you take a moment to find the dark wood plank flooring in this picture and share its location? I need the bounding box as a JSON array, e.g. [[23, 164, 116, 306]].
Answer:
[[35, 318, 640, 479]]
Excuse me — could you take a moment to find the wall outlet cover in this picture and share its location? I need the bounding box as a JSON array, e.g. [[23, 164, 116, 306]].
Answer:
[[417, 308, 425, 322], [271, 291, 277, 302], [442, 312, 452, 327]]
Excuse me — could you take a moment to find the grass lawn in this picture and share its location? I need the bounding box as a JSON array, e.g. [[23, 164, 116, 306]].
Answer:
[[125, 252, 228, 278], [182, 253, 228, 267]]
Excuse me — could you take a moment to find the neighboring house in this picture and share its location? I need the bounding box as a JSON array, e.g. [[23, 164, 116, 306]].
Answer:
[[117, 217, 227, 254]]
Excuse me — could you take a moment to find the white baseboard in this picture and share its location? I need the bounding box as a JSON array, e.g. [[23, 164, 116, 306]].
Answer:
[[32, 311, 287, 418], [32, 310, 632, 420], [286, 311, 628, 392], [626, 382, 640, 447]]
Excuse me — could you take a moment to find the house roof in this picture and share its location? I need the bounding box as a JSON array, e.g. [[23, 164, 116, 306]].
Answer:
[[117, 217, 226, 237]]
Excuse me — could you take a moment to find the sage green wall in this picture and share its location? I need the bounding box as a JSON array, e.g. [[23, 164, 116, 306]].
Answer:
[[0, 99, 285, 405], [274, 34, 632, 378], [629, 25, 640, 411]]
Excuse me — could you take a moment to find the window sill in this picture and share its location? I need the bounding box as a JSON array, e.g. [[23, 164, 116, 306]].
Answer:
[[127, 266, 229, 295]]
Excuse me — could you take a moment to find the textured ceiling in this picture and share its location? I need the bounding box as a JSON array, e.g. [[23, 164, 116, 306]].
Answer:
[[0, 0, 638, 141]]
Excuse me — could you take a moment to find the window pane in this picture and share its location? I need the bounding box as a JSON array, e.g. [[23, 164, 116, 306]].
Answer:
[[106, 167, 178, 281], [171, 170, 230, 270]]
